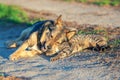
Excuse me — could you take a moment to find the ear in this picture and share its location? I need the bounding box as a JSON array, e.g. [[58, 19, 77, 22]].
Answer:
[[55, 15, 63, 29], [66, 30, 76, 40], [56, 15, 62, 24]]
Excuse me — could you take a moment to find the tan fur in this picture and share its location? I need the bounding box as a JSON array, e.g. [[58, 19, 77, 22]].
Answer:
[[9, 31, 42, 61], [39, 16, 77, 52], [5, 27, 33, 48], [9, 15, 74, 61], [9, 15, 107, 62], [39, 17, 107, 62], [43, 30, 107, 61]]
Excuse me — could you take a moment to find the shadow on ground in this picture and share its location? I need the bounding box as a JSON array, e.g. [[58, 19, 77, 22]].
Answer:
[[0, 19, 120, 80], [0, 19, 29, 59]]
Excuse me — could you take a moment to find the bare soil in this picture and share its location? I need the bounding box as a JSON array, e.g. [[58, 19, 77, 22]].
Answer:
[[0, 76, 22, 80], [0, 0, 120, 80], [0, 0, 120, 27]]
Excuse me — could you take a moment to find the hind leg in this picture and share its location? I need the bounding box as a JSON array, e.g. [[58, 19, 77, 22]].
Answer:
[[9, 32, 39, 61], [5, 27, 33, 48]]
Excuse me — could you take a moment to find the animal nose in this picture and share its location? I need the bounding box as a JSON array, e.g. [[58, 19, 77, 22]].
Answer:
[[41, 45, 52, 52], [38, 41, 48, 52], [37, 42, 47, 51], [41, 47, 47, 52]]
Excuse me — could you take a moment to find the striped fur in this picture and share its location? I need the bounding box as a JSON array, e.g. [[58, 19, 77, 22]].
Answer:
[[44, 31, 107, 62], [33, 16, 108, 61]]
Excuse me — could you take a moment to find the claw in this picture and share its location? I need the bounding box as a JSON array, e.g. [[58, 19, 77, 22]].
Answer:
[[9, 54, 20, 61], [50, 57, 58, 62], [50, 56, 61, 62]]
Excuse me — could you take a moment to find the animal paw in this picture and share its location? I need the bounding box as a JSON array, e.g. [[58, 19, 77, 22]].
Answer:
[[5, 40, 17, 48], [50, 53, 67, 62], [50, 57, 60, 62], [9, 54, 21, 61], [46, 53, 55, 56]]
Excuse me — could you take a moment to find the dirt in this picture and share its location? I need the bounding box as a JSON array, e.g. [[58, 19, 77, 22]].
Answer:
[[0, 22, 120, 80], [0, 76, 22, 80], [0, 0, 120, 27], [0, 0, 120, 80]]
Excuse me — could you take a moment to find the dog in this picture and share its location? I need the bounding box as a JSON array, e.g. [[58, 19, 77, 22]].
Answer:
[[8, 15, 68, 61]]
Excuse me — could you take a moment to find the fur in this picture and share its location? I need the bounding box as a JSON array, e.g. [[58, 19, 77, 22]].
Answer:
[[38, 16, 108, 62], [8, 15, 75, 61], [9, 20, 54, 60]]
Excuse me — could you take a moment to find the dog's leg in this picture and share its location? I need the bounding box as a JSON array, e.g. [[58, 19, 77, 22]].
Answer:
[[9, 31, 40, 61], [10, 49, 42, 60], [5, 27, 33, 48]]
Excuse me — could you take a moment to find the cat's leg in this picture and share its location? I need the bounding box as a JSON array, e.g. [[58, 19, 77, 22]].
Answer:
[[50, 52, 67, 62], [50, 45, 84, 62], [50, 48, 72, 62]]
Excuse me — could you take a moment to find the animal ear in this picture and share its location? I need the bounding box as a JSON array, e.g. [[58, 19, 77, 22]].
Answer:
[[66, 30, 76, 40], [56, 15, 62, 24], [55, 15, 63, 29]]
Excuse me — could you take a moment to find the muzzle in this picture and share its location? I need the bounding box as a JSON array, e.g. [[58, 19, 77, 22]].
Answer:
[[37, 41, 47, 52]]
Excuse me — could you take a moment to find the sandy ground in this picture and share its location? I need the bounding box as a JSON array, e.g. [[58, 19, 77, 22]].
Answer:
[[0, 0, 120, 27], [0, 0, 120, 80], [0, 23, 120, 80]]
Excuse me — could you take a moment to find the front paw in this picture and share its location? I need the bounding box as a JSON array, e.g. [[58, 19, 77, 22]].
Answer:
[[9, 54, 21, 61], [50, 57, 60, 62], [46, 51, 56, 56]]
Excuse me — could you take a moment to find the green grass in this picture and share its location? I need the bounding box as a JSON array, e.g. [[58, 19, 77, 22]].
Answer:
[[93, 0, 120, 6], [78, 29, 105, 35], [63, 0, 120, 6], [0, 3, 28, 23], [0, 72, 4, 77], [110, 38, 120, 48], [0, 3, 44, 26]]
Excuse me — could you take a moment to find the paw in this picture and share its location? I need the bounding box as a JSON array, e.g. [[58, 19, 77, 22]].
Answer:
[[5, 40, 17, 48], [50, 57, 60, 62], [45, 51, 56, 56], [9, 54, 21, 61], [46, 53, 55, 56]]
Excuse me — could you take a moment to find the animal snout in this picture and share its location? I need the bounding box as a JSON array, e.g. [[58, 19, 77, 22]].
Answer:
[[37, 41, 48, 52], [41, 45, 52, 52]]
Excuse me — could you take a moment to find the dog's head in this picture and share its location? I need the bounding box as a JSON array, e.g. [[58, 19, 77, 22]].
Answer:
[[37, 15, 64, 51]]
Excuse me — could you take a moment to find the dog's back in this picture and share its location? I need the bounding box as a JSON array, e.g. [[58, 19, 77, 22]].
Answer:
[[25, 20, 54, 40]]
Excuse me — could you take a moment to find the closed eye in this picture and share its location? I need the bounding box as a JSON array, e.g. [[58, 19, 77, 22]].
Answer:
[[56, 42, 61, 44], [50, 35, 53, 38], [47, 45, 51, 49], [46, 32, 53, 39]]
